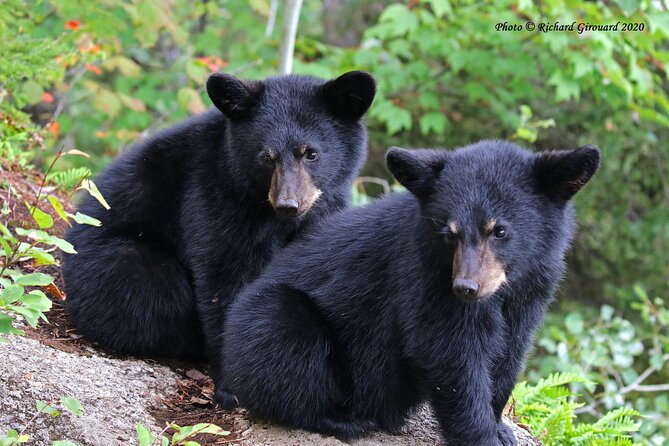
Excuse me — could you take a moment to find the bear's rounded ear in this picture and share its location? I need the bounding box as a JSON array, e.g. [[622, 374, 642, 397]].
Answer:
[[207, 73, 264, 120], [533, 145, 601, 203], [386, 147, 446, 198], [322, 71, 376, 122]]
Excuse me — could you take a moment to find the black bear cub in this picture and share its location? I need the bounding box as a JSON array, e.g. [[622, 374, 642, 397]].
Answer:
[[221, 140, 600, 445], [63, 71, 376, 396]]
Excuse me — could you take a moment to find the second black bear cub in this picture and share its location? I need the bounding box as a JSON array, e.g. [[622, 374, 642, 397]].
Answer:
[[221, 140, 600, 445]]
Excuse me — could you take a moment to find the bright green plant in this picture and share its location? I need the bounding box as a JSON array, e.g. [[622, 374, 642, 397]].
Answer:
[[136, 422, 229, 446], [514, 372, 642, 445]]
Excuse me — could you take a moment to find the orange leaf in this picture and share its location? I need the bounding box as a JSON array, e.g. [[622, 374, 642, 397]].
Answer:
[[85, 64, 102, 75], [46, 121, 60, 137], [43, 282, 66, 301], [64, 20, 80, 30], [41, 92, 54, 103]]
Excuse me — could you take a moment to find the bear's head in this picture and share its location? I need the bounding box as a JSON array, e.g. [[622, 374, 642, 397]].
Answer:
[[386, 141, 600, 302], [207, 71, 375, 219]]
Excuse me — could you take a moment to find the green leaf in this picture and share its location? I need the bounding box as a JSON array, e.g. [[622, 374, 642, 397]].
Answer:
[[1, 284, 24, 304], [614, 0, 639, 16], [0, 222, 17, 244], [136, 422, 154, 446], [8, 305, 40, 327], [378, 4, 419, 36], [20, 291, 52, 313], [0, 234, 12, 259], [114, 56, 142, 77], [47, 196, 70, 224], [52, 441, 78, 446], [119, 94, 147, 112], [249, 0, 270, 16], [78, 179, 110, 210], [419, 112, 448, 136], [14, 273, 54, 286], [648, 11, 669, 37], [548, 70, 580, 101], [26, 203, 54, 230], [564, 313, 584, 335], [13, 228, 76, 254], [600, 304, 615, 322], [68, 212, 102, 227], [422, 0, 452, 19], [0, 313, 14, 334], [20, 79, 43, 105], [188, 423, 229, 436], [36, 400, 61, 417], [177, 88, 206, 114], [94, 89, 122, 118], [372, 100, 412, 135], [27, 247, 57, 266], [60, 397, 83, 417]]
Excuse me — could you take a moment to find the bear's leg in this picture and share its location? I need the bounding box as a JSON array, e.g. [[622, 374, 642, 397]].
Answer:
[[222, 284, 375, 439], [64, 234, 203, 359]]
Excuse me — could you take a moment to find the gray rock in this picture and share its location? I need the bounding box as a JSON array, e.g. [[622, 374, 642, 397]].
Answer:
[[0, 335, 542, 446]]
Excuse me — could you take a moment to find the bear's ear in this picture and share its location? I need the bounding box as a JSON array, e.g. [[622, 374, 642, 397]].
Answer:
[[206, 73, 264, 120], [386, 147, 446, 198], [533, 145, 601, 203], [322, 71, 376, 121]]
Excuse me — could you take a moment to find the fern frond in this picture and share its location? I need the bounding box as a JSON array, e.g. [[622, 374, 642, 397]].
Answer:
[[50, 167, 90, 188]]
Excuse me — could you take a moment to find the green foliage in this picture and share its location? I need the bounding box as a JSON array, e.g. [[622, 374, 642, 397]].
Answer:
[[0, 150, 102, 343], [514, 373, 642, 445], [136, 422, 230, 446], [532, 285, 669, 443], [310, 0, 669, 306], [0, 396, 83, 445], [50, 167, 90, 189]]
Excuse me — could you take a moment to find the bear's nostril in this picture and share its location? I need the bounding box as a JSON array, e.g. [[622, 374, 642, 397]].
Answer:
[[453, 279, 480, 300], [275, 198, 299, 217]]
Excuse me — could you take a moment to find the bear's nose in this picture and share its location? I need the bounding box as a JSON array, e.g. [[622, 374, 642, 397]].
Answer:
[[453, 279, 480, 301], [275, 198, 299, 218]]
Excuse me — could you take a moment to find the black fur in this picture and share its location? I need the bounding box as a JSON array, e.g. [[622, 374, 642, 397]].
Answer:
[[221, 140, 600, 445], [63, 71, 376, 380]]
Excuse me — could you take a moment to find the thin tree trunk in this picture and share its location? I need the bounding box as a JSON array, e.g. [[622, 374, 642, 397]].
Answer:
[[278, 0, 303, 74]]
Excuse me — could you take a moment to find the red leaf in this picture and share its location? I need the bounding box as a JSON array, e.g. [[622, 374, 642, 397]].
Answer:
[[46, 121, 60, 137], [85, 64, 102, 75], [41, 92, 54, 103], [64, 20, 80, 30]]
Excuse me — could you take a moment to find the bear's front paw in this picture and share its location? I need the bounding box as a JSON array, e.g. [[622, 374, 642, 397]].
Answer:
[[215, 387, 239, 410], [496, 421, 517, 446]]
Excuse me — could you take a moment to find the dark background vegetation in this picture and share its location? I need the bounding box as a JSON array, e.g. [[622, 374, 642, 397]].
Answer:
[[1, 0, 667, 444]]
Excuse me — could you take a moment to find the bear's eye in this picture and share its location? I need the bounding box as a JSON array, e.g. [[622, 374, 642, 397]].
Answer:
[[305, 148, 319, 161], [442, 228, 459, 242], [263, 152, 275, 164], [493, 225, 507, 239]]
